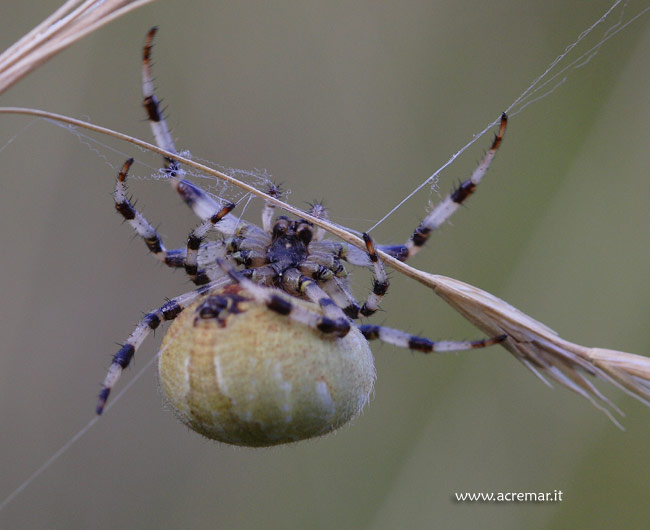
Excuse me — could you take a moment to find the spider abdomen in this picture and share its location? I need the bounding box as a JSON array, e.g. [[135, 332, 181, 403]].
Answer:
[[158, 285, 375, 447]]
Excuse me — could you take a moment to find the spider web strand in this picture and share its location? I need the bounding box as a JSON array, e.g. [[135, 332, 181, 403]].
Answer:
[[0, 344, 164, 512], [367, 0, 649, 234]]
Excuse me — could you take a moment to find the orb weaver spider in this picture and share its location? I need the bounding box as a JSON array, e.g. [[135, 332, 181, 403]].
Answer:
[[97, 27, 650, 445], [96, 28, 507, 446]]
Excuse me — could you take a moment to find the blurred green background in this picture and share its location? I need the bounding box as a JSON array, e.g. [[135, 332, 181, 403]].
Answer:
[[1, 1, 648, 529]]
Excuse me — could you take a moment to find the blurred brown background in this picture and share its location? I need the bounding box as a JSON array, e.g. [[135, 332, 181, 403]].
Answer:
[[1, 1, 648, 529]]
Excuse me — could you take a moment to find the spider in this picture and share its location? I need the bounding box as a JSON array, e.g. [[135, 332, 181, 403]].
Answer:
[[96, 28, 507, 446]]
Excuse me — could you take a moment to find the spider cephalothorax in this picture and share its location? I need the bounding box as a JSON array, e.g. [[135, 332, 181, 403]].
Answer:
[[96, 28, 506, 446]]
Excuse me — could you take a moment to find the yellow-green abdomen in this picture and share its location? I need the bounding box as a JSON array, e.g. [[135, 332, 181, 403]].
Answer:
[[158, 286, 375, 447]]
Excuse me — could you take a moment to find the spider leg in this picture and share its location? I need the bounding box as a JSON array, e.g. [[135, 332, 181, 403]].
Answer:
[[307, 201, 329, 241], [141, 27, 240, 234], [96, 276, 232, 414], [309, 240, 347, 260], [357, 324, 506, 353], [142, 27, 179, 176], [302, 234, 388, 319], [114, 158, 183, 267], [354, 238, 505, 350], [184, 202, 238, 284], [358, 233, 389, 317], [217, 260, 350, 337], [298, 260, 337, 281], [303, 241, 348, 284], [281, 268, 351, 335], [229, 228, 273, 268], [240, 265, 277, 286], [261, 183, 280, 233], [114, 158, 233, 283], [381, 113, 508, 262], [320, 277, 361, 319]]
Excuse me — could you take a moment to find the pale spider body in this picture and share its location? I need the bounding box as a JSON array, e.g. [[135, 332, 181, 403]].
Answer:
[[97, 28, 506, 446], [159, 285, 375, 446]]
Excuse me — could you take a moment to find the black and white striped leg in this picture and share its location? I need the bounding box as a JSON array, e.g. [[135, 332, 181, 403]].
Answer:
[[96, 277, 232, 414], [184, 202, 236, 284], [309, 240, 347, 261], [114, 158, 188, 269], [142, 27, 240, 235], [240, 264, 278, 286], [357, 324, 506, 353], [297, 260, 336, 281], [142, 27, 178, 173], [281, 269, 351, 336], [307, 201, 329, 241], [229, 227, 272, 268], [383, 113, 508, 262], [321, 277, 362, 319], [359, 233, 389, 317], [114, 158, 166, 257], [261, 183, 281, 233], [217, 260, 350, 337], [114, 158, 231, 281]]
